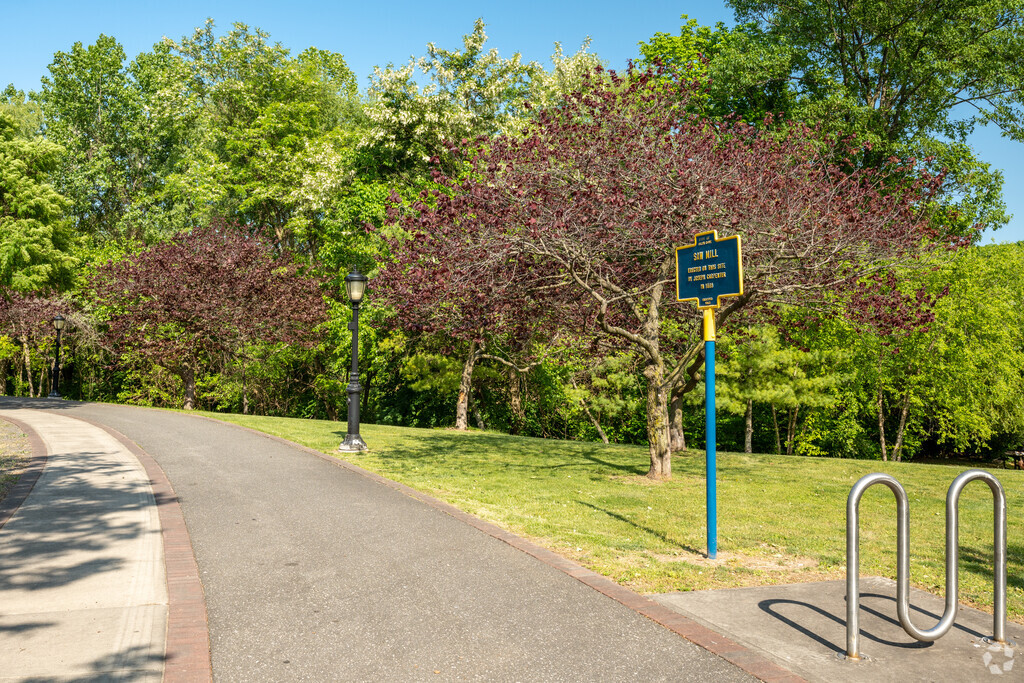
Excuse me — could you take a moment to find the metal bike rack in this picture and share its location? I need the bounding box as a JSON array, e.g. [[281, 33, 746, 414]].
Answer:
[[845, 469, 1008, 660]]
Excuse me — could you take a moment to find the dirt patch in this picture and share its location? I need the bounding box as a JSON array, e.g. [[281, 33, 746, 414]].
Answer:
[[650, 548, 819, 572], [0, 419, 32, 505], [609, 474, 666, 486]]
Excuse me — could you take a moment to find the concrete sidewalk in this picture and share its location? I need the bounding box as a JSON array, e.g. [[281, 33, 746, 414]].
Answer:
[[655, 577, 1021, 682], [0, 408, 168, 680]]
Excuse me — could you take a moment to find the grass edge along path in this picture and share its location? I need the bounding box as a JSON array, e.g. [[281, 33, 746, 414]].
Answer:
[[0, 419, 33, 507], [197, 411, 1024, 624]]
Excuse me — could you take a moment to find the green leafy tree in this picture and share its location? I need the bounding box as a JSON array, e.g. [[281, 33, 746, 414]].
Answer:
[[160, 21, 360, 255], [364, 19, 603, 184], [1, 86, 44, 138], [39, 35, 183, 244], [856, 247, 1024, 460], [0, 112, 75, 296], [713, 326, 845, 454], [363, 18, 535, 184], [642, 2, 1024, 234], [923, 246, 1024, 453], [565, 350, 642, 445]]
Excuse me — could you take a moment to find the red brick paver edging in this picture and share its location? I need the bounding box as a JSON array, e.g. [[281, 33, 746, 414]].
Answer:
[[202, 416, 806, 683]]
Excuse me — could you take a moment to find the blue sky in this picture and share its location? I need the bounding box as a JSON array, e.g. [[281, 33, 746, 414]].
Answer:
[[2, 1, 1020, 243]]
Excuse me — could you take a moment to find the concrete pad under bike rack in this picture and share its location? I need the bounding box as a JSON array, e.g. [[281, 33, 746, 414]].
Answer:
[[655, 578, 1021, 682]]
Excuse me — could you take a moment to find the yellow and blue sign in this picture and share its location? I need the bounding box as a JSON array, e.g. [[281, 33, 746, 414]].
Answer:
[[676, 230, 743, 309], [674, 229, 744, 560]]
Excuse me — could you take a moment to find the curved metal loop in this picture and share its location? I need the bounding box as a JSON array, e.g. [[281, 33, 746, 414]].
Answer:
[[846, 473, 908, 660], [845, 469, 1007, 660]]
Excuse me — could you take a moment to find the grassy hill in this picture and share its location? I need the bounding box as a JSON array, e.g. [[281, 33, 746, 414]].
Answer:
[[200, 411, 1024, 623]]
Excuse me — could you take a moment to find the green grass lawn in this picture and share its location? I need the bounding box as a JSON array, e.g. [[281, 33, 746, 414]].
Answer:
[[198, 411, 1024, 623]]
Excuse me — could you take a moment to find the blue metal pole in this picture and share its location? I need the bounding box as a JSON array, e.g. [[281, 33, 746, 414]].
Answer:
[[704, 309, 717, 559]]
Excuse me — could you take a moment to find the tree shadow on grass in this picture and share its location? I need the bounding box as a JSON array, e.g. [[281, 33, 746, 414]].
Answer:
[[961, 542, 1024, 592], [578, 501, 703, 555], [580, 452, 647, 476], [364, 428, 647, 476]]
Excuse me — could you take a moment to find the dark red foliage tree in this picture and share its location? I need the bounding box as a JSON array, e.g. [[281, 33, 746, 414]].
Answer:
[[94, 224, 326, 409], [384, 68, 953, 479], [378, 188, 558, 430], [0, 292, 70, 397]]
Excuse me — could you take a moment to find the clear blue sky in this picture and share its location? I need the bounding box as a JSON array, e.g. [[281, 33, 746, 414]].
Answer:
[[2, 0, 1020, 243]]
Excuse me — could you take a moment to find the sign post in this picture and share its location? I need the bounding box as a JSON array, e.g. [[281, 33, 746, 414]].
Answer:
[[676, 230, 743, 559]]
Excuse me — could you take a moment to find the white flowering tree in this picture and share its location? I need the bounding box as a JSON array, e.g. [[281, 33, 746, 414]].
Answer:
[[363, 18, 604, 182]]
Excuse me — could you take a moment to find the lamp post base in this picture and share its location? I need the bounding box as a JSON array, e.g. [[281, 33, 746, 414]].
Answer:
[[47, 391, 62, 399], [338, 433, 368, 452]]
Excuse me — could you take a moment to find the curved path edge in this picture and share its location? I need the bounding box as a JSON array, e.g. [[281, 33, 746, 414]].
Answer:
[[195, 413, 805, 683], [0, 415, 48, 531], [72, 415, 214, 683]]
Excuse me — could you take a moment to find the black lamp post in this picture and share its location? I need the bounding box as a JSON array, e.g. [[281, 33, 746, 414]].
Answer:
[[48, 314, 67, 398], [338, 268, 368, 452]]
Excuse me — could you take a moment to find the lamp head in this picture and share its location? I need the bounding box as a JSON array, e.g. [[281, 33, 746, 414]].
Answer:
[[344, 268, 368, 303], [53, 314, 67, 331]]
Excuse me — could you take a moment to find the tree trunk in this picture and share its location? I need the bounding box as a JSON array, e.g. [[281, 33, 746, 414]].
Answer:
[[891, 392, 912, 462], [786, 406, 799, 456], [241, 363, 249, 415], [744, 398, 753, 454], [771, 404, 781, 455], [581, 400, 609, 444], [180, 365, 197, 410], [670, 393, 686, 452], [877, 385, 888, 462], [362, 366, 373, 423], [644, 361, 672, 479], [472, 400, 486, 430], [508, 367, 525, 435], [21, 340, 34, 398], [455, 340, 481, 431], [570, 377, 608, 444]]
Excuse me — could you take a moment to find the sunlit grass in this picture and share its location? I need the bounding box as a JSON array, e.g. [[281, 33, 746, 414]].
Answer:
[[198, 410, 1024, 623], [0, 419, 31, 504]]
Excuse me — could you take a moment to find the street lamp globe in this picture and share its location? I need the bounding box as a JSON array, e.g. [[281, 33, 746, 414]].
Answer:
[[345, 269, 368, 303], [53, 314, 67, 331]]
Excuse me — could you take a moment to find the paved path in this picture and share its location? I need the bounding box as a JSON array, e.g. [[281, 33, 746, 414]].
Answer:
[[0, 407, 167, 681], [0, 399, 768, 681]]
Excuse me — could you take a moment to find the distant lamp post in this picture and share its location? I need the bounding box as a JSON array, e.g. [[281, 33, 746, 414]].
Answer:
[[338, 268, 368, 452], [48, 314, 67, 398]]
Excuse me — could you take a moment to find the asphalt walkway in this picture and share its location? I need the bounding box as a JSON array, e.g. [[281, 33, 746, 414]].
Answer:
[[0, 399, 767, 682]]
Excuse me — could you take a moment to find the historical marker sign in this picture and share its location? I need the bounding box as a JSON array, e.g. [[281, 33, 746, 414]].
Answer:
[[674, 229, 744, 560], [676, 230, 743, 309]]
